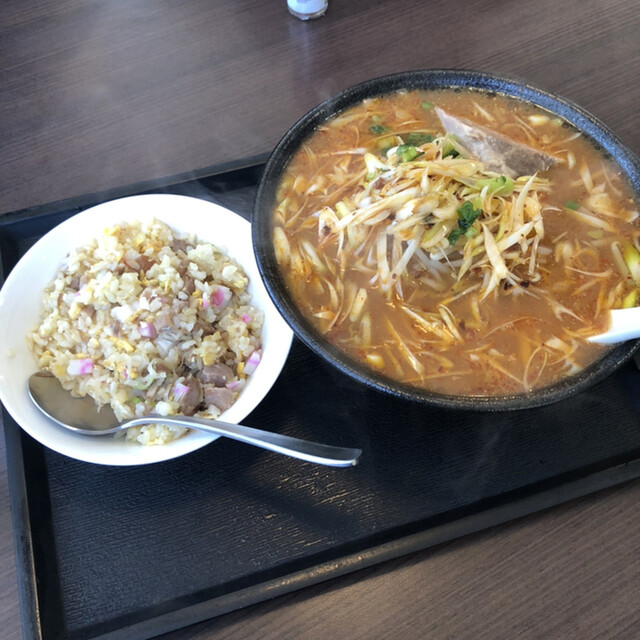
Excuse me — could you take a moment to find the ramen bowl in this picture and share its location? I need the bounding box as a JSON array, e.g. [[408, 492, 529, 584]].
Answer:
[[252, 69, 640, 410]]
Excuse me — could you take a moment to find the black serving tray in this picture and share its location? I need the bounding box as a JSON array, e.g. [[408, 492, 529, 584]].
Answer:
[[3, 163, 640, 640]]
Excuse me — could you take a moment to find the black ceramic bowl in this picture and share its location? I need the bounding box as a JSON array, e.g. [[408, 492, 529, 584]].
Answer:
[[252, 69, 640, 411]]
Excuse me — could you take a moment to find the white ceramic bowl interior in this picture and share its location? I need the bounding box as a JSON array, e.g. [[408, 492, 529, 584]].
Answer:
[[0, 194, 293, 465]]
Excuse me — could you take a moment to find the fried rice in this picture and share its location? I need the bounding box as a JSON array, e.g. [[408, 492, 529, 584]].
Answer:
[[27, 218, 264, 445]]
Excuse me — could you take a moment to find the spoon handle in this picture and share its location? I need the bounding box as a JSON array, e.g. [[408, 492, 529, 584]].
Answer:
[[123, 415, 362, 467]]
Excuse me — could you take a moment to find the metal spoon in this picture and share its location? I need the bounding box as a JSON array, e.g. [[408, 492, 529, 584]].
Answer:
[[435, 107, 558, 177], [27, 373, 362, 467]]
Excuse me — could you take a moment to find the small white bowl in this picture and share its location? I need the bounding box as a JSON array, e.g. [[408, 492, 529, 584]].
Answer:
[[0, 194, 293, 466]]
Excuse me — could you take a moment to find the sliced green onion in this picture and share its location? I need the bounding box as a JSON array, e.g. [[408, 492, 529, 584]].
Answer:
[[396, 144, 424, 163], [448, 228, 464, 245], [448, 200, 483, 245], [442, 139, 460, 159], [369, 124, 388, 135], [475, 175, 514, 197], [405, 132, 434, 146]]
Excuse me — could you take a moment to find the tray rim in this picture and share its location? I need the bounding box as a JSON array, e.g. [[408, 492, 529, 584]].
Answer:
[[3, 162, 640, 640]]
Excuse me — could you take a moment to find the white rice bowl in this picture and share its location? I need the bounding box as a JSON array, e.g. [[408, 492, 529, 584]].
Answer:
[[0, 194, 293, 466]]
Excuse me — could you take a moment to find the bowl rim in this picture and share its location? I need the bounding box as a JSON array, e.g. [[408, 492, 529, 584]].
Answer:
[[252, 68, 640, 411]]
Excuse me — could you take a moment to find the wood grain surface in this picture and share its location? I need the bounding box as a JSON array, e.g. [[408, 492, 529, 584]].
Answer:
[[1, 1, 639, 638]]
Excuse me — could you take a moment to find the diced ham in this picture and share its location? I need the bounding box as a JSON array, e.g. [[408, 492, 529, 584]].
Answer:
[[153, 361, 171, 375], [200, 363, 234, 386], [197, 321, 216, 336], [183, 275, 196, 295], [172, 239, 188, 253], [122, 251, 153, 273], [177, 375, 203, 416], [203, 385, 235, 412], [137, 255, 154, 272]]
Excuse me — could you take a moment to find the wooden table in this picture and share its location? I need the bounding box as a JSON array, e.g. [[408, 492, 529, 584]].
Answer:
[[1, 1, 639, 638]]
